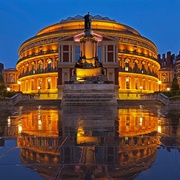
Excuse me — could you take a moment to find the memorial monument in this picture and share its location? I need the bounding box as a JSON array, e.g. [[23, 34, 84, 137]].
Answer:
[[62, 12, 117, 106]]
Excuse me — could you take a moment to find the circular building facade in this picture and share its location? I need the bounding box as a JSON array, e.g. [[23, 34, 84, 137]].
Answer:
[[16, 14, 160, 99]]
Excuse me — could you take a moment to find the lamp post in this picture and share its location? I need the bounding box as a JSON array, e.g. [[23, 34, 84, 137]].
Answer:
[[158, 80, 162, 92], [17, 81, 21, 92]]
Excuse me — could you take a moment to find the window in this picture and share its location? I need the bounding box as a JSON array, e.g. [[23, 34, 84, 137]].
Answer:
[[31, 80, 34, 90], [63, 45, 69, 62], [98, 46, 101, 61], [107, 45, 113, 62], [126, 78, 130, 89], [125, 62, 129, 71], [75, 46, 80, 62], [47, 78, 51, 89], [47, 59, 52, 71], [9, 75, 14, 83], [39, 62, 43, 72], [32, 64, 35, 74], [143, 80, 145, 90], [135, 79, 138, 89], [149, 81, 151, 90]]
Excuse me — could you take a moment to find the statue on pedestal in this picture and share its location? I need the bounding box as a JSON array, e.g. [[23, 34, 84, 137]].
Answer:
[[84, 12, 91, 30]]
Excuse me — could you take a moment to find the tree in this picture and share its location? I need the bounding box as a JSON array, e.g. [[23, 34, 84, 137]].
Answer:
[[171, 77, 179, 90]]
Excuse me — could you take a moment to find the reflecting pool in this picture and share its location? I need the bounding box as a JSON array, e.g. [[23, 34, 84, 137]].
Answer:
[[0, 102, 180, 180]]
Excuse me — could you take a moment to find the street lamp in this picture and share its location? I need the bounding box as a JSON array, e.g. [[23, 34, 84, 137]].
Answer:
[[17, 81, 21, 92], [158, 80, 162, 92], [167, 87, 170, 91]]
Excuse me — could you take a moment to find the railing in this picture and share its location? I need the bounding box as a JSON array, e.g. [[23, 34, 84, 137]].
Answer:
[[157, 93, 169, 105], [119, 67, 158, 78], [118, 49, 158, 61], [18, 67, 57, 78], [10, 93, 34, 106], [17, 49, 58, 63]]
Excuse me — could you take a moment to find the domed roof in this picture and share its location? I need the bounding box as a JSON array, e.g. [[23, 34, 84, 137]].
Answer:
[[60, 14, 116, 23], [36, 14, 140, 36]]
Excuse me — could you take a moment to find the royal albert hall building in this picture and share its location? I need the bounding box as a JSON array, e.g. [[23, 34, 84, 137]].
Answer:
[[12, 14, 160, 99]]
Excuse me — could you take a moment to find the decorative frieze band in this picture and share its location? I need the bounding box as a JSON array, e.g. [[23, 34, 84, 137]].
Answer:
[[119, 37, 157, 53], [19, 37, 59, 54]]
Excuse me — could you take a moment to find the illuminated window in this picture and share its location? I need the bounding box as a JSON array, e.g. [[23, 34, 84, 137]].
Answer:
[[135, 79, 138, 89], [31, 80, 34, 90], [125, 60, 129, 71], [126, 117, 130, 127], [32, 64, 35, 74], [47, 78, 51, 89], [149, 81, 151, 90], [39, 62, 43, 72], [47, 60, 52, 71], [134, 62, 138, 72], [143, 80, 145, 90], [126, 78, 130, 89], [9, 75, 14, 83], [26, 81, 28, 91], [162, 74, 166, 82]]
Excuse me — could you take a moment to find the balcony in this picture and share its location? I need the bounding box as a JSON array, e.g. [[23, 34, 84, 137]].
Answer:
[[17, 49, 58, 63], [119, 66, 158, 78], [118, 49, 158, 62], [18, 67, 58, 78]]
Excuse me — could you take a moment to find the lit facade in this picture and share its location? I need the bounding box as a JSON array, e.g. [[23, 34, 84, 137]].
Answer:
[[5, 15, 161, 99], [157, 51, 175, 91]]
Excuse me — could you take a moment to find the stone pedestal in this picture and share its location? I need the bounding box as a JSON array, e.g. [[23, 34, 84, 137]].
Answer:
[[62, 83, 117, 107]]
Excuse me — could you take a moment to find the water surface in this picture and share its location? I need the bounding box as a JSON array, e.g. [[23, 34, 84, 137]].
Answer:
[[0, 103, 180, 179]]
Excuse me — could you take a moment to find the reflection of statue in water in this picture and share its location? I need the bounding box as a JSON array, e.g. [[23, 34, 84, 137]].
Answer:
[[84, 12, 91, 30]]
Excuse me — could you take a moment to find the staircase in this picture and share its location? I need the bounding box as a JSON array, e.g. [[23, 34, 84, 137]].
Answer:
[[62, 84, 117, 106]]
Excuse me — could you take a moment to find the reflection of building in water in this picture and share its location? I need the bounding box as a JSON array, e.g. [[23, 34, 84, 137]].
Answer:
[[58, 106, 160, 179], [16, 106, 160, 179], [159, 115, 180, 152], [17, 107, 62, 167]]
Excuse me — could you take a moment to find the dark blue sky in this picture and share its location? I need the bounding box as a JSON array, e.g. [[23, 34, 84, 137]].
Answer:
[[0, 0, 180, 68]]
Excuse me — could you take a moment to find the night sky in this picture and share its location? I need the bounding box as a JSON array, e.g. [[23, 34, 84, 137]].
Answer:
[[0, 0, 180, 68]]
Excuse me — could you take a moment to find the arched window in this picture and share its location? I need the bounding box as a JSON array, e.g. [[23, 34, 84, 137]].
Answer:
[[39, 61, 43, 72], [47, 78, 51, 89], [125, 60, 129, 71], [126, 77, 130, 89], [141, 64, 146, 74], [162, 74, 167, 82], [134, 62, 138, 73], [9, 75, 14, 83], [32, 64, 35, 74], [47, 59, 52, 71]]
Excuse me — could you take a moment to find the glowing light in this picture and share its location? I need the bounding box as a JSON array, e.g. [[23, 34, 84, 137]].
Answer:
[[158, 80, 162, 85], [140, 117, 143, 126], [17, 81, 21, 85], [74, 32, 102, 42], [7, 116, 11, 127], [18, 125, 22, 133], [167, 87, 170, 91], [158, 126, 161, 133], [7, 87, 10, 91]]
